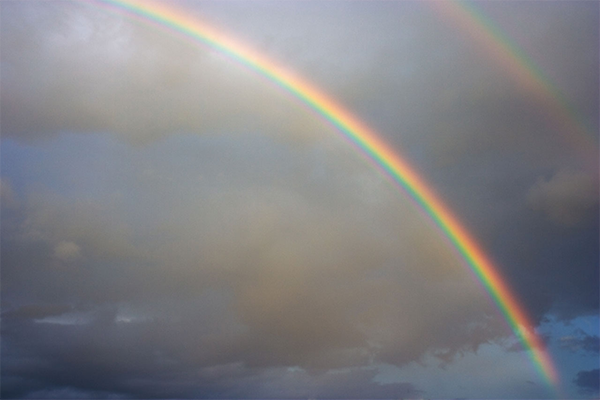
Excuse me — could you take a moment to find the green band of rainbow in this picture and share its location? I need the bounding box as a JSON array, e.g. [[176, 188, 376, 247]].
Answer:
[[91, 0, 560, 391]]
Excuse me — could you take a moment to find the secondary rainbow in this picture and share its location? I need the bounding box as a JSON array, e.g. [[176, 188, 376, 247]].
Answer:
[[90, 0, 560, 390], [432, 1, 597, 171]]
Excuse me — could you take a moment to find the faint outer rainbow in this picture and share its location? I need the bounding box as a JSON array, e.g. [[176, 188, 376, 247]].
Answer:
[[91, 0, 560, 390], [432, 1, 597, 170]]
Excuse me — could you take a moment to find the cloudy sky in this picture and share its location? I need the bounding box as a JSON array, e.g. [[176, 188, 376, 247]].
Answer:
[[1, 1, 598, 398]]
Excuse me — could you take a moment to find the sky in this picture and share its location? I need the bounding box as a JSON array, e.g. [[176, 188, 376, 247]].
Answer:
[[0, 0, 598, 398]]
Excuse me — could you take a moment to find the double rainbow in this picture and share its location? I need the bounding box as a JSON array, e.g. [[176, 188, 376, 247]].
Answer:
[[91, 0, 560, 391]]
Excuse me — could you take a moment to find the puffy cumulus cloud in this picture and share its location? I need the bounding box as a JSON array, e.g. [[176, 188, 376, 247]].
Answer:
[[0, 1, 329, 145], [527, 169, 599, 226]]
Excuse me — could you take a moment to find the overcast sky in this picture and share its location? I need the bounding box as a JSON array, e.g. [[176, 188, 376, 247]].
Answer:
[[1, 1, 598, 398]]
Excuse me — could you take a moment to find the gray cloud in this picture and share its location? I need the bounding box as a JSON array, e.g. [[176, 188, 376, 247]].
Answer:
[[0, 139, 503, 397], [574, 369, 600, 396], [1, 173, 498, 353], [527, 169, 599, 226], [1, 0, 598, 398], [0, 178, 19, 209], [1, 304, 74, 321], [2, 317, 420, 400], [560, 329, 600, 355], [0, 1, 329, 145], [53, 240, 82, 262]]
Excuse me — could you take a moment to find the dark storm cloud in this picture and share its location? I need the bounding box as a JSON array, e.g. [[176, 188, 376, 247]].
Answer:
[[479, 183, 599, 324], [1, 311, 419, 398], [527, 169, 599, 227], [574, 369, 600, 396]]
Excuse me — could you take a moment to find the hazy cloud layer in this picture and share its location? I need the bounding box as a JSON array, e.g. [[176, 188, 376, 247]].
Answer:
[[0, 178, 18, 209], [1, 134, 506, 397], [1, 0, 598, 398], [1, 1, 329, 145]]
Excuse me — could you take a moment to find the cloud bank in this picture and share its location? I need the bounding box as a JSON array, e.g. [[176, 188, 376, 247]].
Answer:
[[1, 1, 598, 398]]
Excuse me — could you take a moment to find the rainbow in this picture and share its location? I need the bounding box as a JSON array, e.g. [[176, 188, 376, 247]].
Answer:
[[90, 0, 560, 391], [432, 1, 597, 170]]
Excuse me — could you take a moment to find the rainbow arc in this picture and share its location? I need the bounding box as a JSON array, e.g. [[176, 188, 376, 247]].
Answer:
[[90, 0, 561, 391]]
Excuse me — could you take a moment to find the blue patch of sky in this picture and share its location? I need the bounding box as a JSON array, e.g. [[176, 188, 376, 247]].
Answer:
[[539, 314, 599, 397]]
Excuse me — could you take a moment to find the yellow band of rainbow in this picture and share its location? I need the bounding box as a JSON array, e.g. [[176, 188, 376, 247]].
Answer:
[[90, 0, 560, 391]]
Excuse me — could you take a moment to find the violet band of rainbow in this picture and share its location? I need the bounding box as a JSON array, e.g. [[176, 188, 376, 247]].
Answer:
[[90, 0, 560, 391]]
